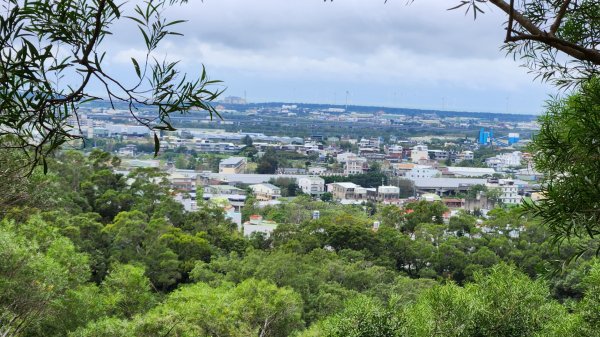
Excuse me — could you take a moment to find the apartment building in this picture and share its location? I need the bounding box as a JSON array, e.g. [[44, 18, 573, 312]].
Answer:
[[249, 183, 282, 201], [327, 182, 360, 200], [298, 176, 325, 196], [486, 179, 522, 204], [344, 157, 368, 175], [410, 145, 429, 163]]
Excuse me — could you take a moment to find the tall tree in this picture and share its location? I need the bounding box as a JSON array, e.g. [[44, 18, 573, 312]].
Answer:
[[526, 78, 600, 257]]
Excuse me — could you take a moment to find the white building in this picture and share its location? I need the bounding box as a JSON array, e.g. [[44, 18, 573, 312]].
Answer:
[[249, 183, 282, 201], [344, 157, 368, 175], [336, 152, 358, 163], [118, 144, 137, 157], [173, 193, 198, 212], [445, 167, 495, 177], [404, 165, 440, 179], [298, 176, 325, 196], [242, 215, 278, 237], [486, 179, 522, 204], [411, 145, 429, 163], [376, 186, 400, 202], [308, 166, 327, 175], [485, 151, 522, 171]]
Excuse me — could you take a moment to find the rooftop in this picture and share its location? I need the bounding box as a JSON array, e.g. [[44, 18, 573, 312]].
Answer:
[[220, 157, 246, 165], [330, 182, 360, 189]]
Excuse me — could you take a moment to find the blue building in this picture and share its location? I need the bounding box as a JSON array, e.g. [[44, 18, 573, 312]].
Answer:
[[479, 128, 493, 145]]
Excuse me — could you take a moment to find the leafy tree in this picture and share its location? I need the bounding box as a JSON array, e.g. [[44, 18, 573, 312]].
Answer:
[[448, 212, 476, 234], [320, 192, 333, 202], [257, 148, 279, 174], [403, 201, 448, 232], [485, 187, 503, 206], [466, 184, 487, 199], [526, 78, 600, 257], [243, 135, 254, 147], [469, 264, 566, 337], [103, 211, 181, 290], [102, 264, 156, 319], [0, 218, 90, 337], [304, 296, 398, 337]]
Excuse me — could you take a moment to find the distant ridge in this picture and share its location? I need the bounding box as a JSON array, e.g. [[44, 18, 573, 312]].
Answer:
[[218, 101, 538, 122], [81, 100, 538, 122]]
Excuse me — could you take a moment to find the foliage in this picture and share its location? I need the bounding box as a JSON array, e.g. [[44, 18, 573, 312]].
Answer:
[[257, 148, 279, 174], [526, 78, 600, 258], [3, 150, 600, 336], [0, 0, 223, 172], [303, 296, 399, 337]]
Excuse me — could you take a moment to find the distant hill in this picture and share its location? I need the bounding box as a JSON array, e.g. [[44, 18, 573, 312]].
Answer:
[[218, 101, 538, 122]]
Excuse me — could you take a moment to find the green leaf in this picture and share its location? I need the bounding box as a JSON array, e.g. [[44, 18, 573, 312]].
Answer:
[[153, 133, 160, 157], [131, 57, 141, 78]]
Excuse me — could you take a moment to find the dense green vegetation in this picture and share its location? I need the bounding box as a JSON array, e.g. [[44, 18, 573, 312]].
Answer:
[[1, 149, 600, 336]]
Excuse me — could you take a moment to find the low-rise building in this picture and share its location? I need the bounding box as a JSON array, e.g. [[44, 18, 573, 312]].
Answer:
[[298, 176, 325, 196], [428, 149, 449, 161], [219, 157, 247, 174], [410, 145, 429, 163], [404, 165, 440, 179], [168, 172, 196, 192], [344, 157, 368, 175], [242, 215, 278, 237], [118, 144, 137, 157], [444, 167, 495, 177], [327, 182, 360, 200], [376, 185, 400, 202], [454, 151, 474, 163], [308, 166, 328, 175], [249, 183, 282, 201], [485, 151, 522, 171]]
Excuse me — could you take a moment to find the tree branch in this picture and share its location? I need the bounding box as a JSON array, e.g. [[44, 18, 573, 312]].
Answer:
[[492, 0, 600, 65], [550, 0, 571, 36]]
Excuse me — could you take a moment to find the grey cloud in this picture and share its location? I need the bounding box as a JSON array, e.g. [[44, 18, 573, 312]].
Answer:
[[163, 0, 509, 59], [100, 0, 553, 114]]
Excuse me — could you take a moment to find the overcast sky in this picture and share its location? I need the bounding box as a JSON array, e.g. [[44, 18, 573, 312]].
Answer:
[[103, 0, 556, 114]]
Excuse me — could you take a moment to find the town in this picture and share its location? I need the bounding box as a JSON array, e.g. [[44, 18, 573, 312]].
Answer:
[[66, 98, 541, 237]]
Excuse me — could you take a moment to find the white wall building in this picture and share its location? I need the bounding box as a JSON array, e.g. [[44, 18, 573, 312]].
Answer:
[[308, 166, 327, 175], [344, 157, 368, 175], [485, 151, 522, 170], [445, 167, 496, 177], [404, 165, 440, 179], [242, 215, 278, 237], [298, 176, 325, 196], [411, 145, 429, 163], [455, 151, 474, 163], [336, 152, 358, 163], [249, 183, 282, 201], [486, 179, 522, 204], [327, 182, 360, 200]]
